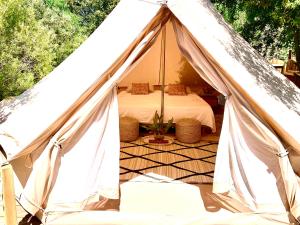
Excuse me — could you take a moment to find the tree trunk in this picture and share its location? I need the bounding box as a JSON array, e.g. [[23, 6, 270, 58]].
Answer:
[[295, 29, 300, 69]]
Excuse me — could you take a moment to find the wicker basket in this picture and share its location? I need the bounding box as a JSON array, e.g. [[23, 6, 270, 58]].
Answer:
[[176, 118, 201, 143], [120, 117, 139, 142]]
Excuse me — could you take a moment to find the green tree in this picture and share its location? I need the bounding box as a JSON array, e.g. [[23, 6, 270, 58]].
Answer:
[[212, 0, 300, 66], [0, 0, 86, 100], [0, 0, 54, 99], [66, 0, 119, 35], [34, 1, 87, 66]]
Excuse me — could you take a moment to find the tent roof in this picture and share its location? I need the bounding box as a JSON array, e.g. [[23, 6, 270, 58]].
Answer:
[[0, 0, 300, 158]]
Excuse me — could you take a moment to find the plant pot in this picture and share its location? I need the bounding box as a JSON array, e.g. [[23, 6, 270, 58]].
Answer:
[[154, 134, 164, 141]]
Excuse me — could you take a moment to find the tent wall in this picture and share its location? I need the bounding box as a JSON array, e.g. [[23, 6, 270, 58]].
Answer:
[[0, 0, 167, 219], [19, 90, 121, 215], [172, 18, 290, 213], [169, 0, 300, 218], [17, 8, 166, 220], [119, 21, 206, 88]]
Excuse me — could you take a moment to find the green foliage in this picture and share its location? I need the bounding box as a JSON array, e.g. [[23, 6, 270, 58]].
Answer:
[[66, 0, 119, 35], [211, 0, 300, 62], [34, 2, 87, 65], [44, 0, 68, 10], [0, 0, 54, 98], [0, 0, 86, 100], [142, 111, 173, 136], [0, 0, 119, 100]]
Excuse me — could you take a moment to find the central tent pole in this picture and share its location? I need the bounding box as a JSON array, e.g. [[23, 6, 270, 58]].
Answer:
[[160, 23, 167, 120]]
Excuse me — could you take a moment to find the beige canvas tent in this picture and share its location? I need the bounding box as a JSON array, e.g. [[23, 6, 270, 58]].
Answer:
[[1, 0, 300, 224]]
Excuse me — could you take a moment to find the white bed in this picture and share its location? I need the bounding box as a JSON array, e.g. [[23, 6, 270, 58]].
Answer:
[[118, 90, 216, 132]]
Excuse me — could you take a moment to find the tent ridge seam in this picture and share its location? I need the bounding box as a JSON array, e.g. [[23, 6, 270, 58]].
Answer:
[[137, 0, 165, 6]]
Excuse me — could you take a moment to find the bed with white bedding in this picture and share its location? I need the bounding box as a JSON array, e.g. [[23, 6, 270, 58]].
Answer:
[[118, 90, 216, 132]]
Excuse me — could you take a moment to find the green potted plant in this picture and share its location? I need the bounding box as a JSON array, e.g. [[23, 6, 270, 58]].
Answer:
[[143, 111, 173, 141]]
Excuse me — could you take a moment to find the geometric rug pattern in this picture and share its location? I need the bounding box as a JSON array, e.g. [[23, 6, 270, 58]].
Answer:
[[120, 138, 218, 184]]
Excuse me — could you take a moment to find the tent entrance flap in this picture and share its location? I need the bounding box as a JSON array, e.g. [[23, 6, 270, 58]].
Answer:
[[16, 8, 167, 221], [170, 15, 300, 219]]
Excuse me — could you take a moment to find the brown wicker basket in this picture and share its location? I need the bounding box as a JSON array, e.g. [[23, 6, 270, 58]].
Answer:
[[120, 117, 139, 142], [176, 118, 201, 143]]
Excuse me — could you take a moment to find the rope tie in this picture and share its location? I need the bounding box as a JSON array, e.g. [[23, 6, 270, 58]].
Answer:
[[277, 146, 295, 158], [276, 151, 289, 158], [53, 140, 62, 150]]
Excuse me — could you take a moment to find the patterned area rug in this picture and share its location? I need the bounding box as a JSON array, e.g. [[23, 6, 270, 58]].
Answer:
[[120, 138, 218, 184]]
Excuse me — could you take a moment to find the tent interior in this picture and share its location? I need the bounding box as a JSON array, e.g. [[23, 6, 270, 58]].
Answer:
[[117, 20, 220, 132], [114, 19, 224, 186], [1, 1, 300, 224], [118, 20, 217, 97], [115, 17, 225, 217]]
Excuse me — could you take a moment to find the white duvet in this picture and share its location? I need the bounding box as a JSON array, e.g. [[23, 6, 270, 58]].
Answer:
[[118, 91, 216, 132]]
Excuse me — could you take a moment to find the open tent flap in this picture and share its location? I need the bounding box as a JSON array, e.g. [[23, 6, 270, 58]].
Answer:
[[171, 14, 300, 218], [214, 96, 289, 211], [0, 0, 166, 219], [1, 0, 300, 223], [19, 89, 120, 215], [16, 20, 164, 221]]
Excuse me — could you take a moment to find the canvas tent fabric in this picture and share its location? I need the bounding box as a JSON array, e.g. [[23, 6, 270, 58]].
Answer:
[[118, 20, 209, 89], [0, 0, 300, 224]]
